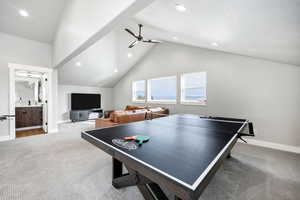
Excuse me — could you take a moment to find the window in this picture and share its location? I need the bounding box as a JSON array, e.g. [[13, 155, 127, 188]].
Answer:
[[147, 76, 177, 103], [181, 72, 207, 105], [132, 80, 146, 102]]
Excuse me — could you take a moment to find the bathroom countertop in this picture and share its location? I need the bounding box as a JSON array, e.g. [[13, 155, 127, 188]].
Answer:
[[15, 105, 43, 108]]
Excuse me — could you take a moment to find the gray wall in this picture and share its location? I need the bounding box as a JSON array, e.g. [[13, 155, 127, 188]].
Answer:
[[0, 32, 53, 137], [113, 42, 300, 147]]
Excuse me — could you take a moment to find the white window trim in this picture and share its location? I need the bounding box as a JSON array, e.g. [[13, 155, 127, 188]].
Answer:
[[132, 80, 146, 103], [133, 100, 146, 104], [147, 76, 177, 104], [147, 100, 177, 104], [181, 100, 207, 106], [180, 72, 207, 106]]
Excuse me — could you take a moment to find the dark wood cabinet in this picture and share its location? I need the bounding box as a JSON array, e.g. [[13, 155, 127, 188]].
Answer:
[[15, 107, 43, 128]]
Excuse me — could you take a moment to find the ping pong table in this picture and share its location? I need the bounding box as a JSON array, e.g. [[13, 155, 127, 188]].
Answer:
[[82, 114, 254, 200]]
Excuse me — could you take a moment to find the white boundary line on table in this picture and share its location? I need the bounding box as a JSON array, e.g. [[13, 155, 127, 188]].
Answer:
[[198, 118, 245, 124], [82, 119, 248, 191]]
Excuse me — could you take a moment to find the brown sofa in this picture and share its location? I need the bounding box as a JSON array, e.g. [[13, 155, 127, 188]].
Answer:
[[95, 105, 169, 129]]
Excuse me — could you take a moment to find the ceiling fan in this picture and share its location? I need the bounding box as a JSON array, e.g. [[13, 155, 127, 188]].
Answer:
[[125, 24, 162, 48]]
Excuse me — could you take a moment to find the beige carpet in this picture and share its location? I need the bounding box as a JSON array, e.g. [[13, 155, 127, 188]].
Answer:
[[0, 121, 299, 200]]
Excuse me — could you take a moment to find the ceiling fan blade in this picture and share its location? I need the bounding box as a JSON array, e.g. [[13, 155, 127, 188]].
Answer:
[[143, 39, 162, 44], [138, 24, 143, 37], [129, 40, 139, 48], [125, 28, 138, 39]]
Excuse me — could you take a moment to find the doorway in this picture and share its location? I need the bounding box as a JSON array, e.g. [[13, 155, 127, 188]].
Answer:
[[8, 63, 53, 140], [15, 71, 47, 138]]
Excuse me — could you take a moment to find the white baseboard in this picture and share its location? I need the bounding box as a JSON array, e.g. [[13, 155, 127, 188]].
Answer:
[[16, 126, 43, 131], [48, 129, 58, 134], [241, 138, 300, 154], [0, 135, 11, 142], [57, 120, 71, 124]]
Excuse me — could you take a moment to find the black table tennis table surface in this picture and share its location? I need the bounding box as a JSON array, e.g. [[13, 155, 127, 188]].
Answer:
[[82, 114, 248, 191]]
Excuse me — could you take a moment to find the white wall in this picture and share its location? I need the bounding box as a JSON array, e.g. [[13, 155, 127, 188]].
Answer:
[[50, 70, 58, 132], [113, 42, 300, 147], [0, 32, 55, 137], [57, 85, 113, 123], [53, 0, 135, 67]]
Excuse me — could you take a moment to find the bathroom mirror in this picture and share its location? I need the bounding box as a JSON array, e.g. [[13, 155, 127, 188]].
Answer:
[[15, 72, 44, 107]]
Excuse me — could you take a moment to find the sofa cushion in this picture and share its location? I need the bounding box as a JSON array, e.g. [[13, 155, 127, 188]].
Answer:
[[148, 107, 164, 113], [117, 110, 147, 123], [109, 107, 169, 122], [109, 109, 148, 123], [109, 110, 124, 122], [125, 105, 150, 111], [95, 118, 118, 129]]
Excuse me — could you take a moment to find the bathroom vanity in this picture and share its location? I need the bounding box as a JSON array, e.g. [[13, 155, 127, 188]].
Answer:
[[15, 106, 43, 128]]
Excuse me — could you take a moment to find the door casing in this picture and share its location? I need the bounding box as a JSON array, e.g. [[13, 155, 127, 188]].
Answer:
[[8, 63, 53, 140]]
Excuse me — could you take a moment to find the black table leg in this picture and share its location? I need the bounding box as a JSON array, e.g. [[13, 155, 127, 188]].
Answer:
[[112, 158, 134, 188], [227, 152, 231, 159], [137, 185, 157, 200], [111, 158, 171, 200], [136, 183, 169, 200], [112, 158, 123, 179]]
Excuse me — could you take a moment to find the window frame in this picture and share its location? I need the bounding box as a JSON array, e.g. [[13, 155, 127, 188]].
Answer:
[[147, 76, 177, 104], [132, 80, 146, 103], [180, 72, 207, 106]]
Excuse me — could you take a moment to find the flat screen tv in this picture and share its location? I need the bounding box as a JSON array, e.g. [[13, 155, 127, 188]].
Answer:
[[71, 93, 101, 110]]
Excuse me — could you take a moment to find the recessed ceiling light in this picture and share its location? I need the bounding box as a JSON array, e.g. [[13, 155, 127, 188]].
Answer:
[[211, 42, 219, 47], [76, 62, 81, 67], [127, 53, 133, 58], [19, 9, 29, 17], [114, 68, 118, 73], [175, 4, 186, 12], [172, 36, 178, 40]]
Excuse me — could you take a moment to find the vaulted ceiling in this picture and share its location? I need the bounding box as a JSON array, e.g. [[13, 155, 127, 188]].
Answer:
[[1, 0, 300, 88], [135, 0, 300, 66], [59, 0, 300, 87], [58, 22, 155, 87], [0, 0, 67, 43]]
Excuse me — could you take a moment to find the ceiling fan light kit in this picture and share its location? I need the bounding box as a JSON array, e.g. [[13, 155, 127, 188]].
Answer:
[[125, 24, 162, 48]]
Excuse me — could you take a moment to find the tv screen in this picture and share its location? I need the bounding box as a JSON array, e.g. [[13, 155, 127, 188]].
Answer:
[[71, 93, 101, 110]]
